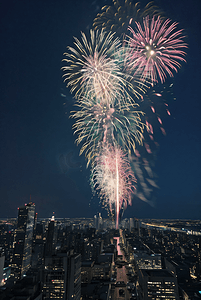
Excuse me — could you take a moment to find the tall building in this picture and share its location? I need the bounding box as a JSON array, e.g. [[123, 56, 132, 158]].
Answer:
[[12, 202, 35, 278], [44, 215, 56, 257], [32, 222, 44, 267], [0, 253, 5, 286], [138, 269, 180, 300], [94, 213, 102, 230], [66, 252, 81, 300], [134, 218, 141, 236], [129, 218, 134, 231], [94, 214, 97, 229], [42, 250, 81, 300], [97, 213, 103, 230]]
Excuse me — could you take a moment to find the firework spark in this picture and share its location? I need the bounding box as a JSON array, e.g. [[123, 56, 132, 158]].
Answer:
[[126, 15, 187, 83], [71, 99, 145, 165], [62, 29, 145, 106], [131, 153, 158, 205], [91, 144, 136, 228], [93, 0, 162, 37], [138, 82, 174, 152]]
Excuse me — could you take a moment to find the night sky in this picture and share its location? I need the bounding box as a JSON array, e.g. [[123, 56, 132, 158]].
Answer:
[[0, 0, 200, 219]]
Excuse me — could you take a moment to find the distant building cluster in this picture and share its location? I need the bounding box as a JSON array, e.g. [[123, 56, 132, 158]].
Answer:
[[0, 203, 201, 299]]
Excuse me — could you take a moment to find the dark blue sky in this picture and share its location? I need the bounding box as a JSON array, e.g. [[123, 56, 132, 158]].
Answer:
[[0, 0, 200, 219]]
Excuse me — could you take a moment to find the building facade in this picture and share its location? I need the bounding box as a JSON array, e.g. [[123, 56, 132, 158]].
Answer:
[[42, 251, 81, 300], [11, 202, 35, 278], [138, 269, 180, 300]]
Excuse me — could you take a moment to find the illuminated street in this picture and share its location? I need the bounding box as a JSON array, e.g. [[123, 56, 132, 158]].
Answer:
[[111, 236, 132, 300]]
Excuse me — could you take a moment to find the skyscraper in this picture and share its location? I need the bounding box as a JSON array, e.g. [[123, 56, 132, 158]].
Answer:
[[66, 252, 81, 300], [0, 253, 5, 286], [44, 215, 56, 257], [12, 202, 35, 278], [94, 214, 97, 229], [138, 269, 180, 300], [93, 213, 103, 230], [42, 250, 81, 300], [129, 218, 134, 232], [97, 213, 102, 230], [32, 222, 44, 267]]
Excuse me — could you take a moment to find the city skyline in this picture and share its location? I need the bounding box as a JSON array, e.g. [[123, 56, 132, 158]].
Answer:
[[1, 205, 201, 299], [0, 0, 201, 220]]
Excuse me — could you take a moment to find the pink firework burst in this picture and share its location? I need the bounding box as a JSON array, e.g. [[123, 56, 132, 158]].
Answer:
[[91, 144, 136, 229], [126, 15, 187, 83]]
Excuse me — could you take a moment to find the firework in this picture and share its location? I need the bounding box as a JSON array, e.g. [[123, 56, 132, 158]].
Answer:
[[130, 153, 158, 205], [123, 83, 175, 205], [126, 15, 187, 83], [91, 144, 136, 228], [61, 5, 187, 222], [138, 82, 174, 151], [71, 99, 145, 166], [93, 0, 162, 37], [62, 29, 145, 106]]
